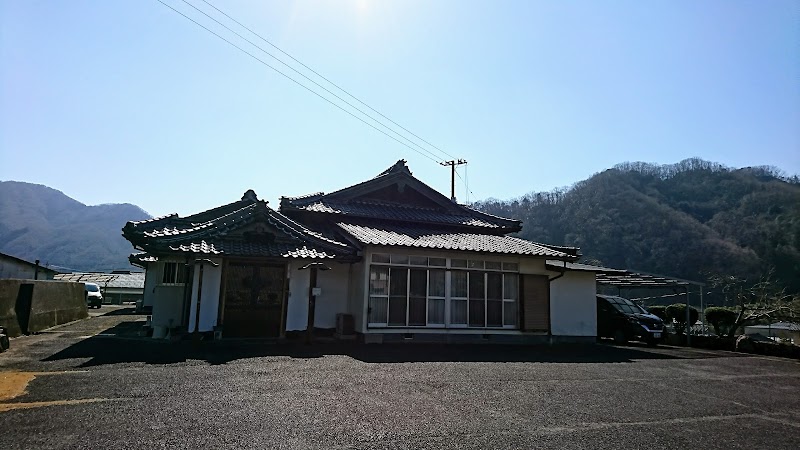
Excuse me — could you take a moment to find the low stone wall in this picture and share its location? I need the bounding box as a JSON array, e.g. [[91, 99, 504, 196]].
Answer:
[[0, 279, 88, 337]]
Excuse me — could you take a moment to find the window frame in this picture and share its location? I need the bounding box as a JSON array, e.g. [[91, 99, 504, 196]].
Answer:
[[160, 262, 189, 286], [368, 253, 520, 329]]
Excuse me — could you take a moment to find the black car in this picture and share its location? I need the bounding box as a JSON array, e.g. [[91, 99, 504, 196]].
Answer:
[[597, 295, 664, 345]]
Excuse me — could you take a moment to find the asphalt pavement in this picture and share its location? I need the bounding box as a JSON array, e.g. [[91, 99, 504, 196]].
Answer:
[[1, 309, 798, 449]]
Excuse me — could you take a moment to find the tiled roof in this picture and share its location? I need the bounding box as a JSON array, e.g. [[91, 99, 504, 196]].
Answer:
[[337, 223, 575, 258], [130, 253, 157, 262], [136, 203, 347, 248], [297, 200, 504, 228], [55, 272, 145, 289], [168, 240, 335, 259], [122, 190, 354, 260], [129, 253, 157, 267], [281, 160, 521, 233]]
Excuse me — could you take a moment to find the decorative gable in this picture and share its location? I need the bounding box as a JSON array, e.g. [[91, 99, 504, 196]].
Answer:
[[280, 160, 523, 233], [227, 222, 279, 245], [355, 182, 445, 210], [122, 190, 355, 259], [324, 160, 459, 212]]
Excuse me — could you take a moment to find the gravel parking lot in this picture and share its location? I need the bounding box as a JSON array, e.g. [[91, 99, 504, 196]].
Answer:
[[1, 311, 799, 449]]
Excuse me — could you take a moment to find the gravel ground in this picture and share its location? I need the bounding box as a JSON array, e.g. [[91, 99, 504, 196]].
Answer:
[[1, 312, 798, 449]]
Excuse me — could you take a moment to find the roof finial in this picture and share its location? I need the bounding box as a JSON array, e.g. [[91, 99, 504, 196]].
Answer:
[[242, 189, 258, 202], [393, 159, 410, 174]]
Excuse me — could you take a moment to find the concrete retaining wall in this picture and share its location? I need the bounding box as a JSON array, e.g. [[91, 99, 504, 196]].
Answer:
[[0, 279, 88, 337]]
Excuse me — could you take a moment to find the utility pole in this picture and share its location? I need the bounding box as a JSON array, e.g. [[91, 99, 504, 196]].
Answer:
[[440, 159, 467, 202]]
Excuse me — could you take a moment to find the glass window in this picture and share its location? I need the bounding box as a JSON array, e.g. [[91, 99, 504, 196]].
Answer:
[[451, 271, 467, 298], [390, 254, 409, 265], [487, 273, 502, 300], [487, 300, 503, 327], [488, 282, 503, 324], [162, 262, 188, 284], [369, 296, 388, 324], [429, 270, 445, 298], [469, 272, 485, 327], [503, 303, 517, 327], [485, 261, 501, 270], [367, 261, 522, 330], [369, 266, 389, 295], [503, 274, 518, 300], [409, 256, 428, 266], [388, 267, 408, 326], [502, 262, 519, 271], [468, 260, 484, 269], [451, 299, 467, 325], [429, 257, 446, 267], [162, 263, 175, 284], [372, 253, 390, 263], [428, 298, 445, 324], [408, 269, 427, 326]]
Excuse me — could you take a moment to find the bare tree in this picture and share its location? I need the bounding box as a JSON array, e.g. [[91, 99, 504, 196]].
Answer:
[[709, 272, 799, 338]]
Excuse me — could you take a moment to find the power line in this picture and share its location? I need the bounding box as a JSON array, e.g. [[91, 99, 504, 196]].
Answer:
[[155, 0, 440, 164], [455, 164, 479, 204], [198, 0, 457, 163], [177, 0, 446, 164]]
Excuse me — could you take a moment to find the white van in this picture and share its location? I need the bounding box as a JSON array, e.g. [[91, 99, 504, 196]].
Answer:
[[85, 282, 103, 309]]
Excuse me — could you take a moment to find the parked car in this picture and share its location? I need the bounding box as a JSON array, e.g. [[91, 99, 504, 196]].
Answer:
[[84, 282, 103, 309], [597, 294, 664, 345]]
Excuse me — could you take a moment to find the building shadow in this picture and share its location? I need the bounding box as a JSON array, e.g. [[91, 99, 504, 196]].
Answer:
[[97, 307, 138, 316], [38, 322, 717, 368]]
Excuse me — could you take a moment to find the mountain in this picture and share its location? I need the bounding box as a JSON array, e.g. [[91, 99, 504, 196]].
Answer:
[[0, 181, 151, 272], [474, 158, 800, 293]]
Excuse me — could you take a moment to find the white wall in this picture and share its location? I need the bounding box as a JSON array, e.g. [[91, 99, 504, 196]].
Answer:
[[0, 257, 55, 280], [519, 258, 548, 275], [187, 258, 222, 333], [315, 263, 350, 329], [151, 285, 186, 328], [550, 271, 597, 337], [285, 261, 352, 331], [349, 261, 366, 333], [286, 262, 309, 331], [142, 267, 157, 308]]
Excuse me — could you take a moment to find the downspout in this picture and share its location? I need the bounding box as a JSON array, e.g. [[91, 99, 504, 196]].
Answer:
[[547, 261, 568, 341]]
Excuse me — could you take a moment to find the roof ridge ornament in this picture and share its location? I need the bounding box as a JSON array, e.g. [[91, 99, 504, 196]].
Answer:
[[377, 159, 412, 178], [241, 189, 261, 203]]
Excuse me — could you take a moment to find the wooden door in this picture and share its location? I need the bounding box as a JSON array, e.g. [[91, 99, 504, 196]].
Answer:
[[223, 263, 286, 337], [521, 274, 550, 332]]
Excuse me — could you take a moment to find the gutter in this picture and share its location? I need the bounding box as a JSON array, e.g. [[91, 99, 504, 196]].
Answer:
[[548, 260, 567, 282]]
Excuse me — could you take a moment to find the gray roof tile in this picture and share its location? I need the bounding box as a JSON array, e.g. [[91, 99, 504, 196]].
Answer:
[[298, 200, 504, 228], [168, 240, 335, 259], [337, 223, 573, 258], [122, 192, 354, 260]]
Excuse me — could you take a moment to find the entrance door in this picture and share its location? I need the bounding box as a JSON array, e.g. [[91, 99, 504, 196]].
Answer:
[[223, 263, 287, 337]]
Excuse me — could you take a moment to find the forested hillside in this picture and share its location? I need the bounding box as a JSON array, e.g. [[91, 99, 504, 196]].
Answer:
[[474, 159, 800, 293], [0, 181, 151, 272]]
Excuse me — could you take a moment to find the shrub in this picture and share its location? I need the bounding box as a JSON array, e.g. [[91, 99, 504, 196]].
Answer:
[[666, 303, 699, 334], [647, 305, 668, 322], [704, 306, 738, 336]]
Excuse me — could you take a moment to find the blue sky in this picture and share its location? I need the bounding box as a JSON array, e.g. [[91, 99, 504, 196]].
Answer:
[[2, 0, 798, 217]]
